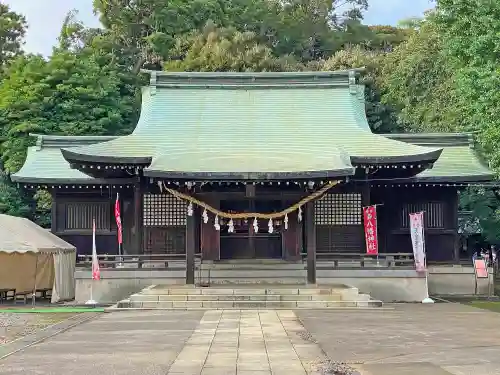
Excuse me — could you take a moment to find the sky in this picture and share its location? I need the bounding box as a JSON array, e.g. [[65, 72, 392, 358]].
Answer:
[[4, 0, 434, 56]]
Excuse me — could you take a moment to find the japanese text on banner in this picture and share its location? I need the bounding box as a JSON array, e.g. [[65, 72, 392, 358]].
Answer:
[[409, 212, 426, 272], [363, 205, 379, 255]]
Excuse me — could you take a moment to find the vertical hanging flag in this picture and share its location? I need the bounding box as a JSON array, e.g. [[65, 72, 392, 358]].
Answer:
[[363, 205, 379, 255], [114, 193, 123, 245], [409, 212, 426, 272], [91, 219, 101, 281]]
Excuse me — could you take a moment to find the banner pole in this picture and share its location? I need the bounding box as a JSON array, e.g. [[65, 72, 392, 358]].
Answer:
[[421, 212, 434, 304]]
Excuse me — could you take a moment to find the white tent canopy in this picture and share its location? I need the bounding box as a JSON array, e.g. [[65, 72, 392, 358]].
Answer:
[[0, 214, 76, 303]]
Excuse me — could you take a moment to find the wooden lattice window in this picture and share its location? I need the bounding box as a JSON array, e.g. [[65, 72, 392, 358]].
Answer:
[[400, 202, 445, 229], [64, 202, 110, 230], [143, 194, 186, 227], [314, 193, 362, 225]]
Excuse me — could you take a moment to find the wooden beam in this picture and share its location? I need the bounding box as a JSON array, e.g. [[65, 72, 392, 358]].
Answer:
[[51, 190, 57, 234], [305, 201, 316, 284], [452, 190, 460, 264], [186, 211, 196, 285], [133, 180, 144, 254]]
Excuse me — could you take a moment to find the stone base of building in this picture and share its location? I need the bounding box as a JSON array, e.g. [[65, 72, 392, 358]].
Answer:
[[74, 265, 494, 304]]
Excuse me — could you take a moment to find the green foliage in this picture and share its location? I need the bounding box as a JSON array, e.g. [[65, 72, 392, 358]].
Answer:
[[0, 170, 32, 218], [33, 190, 51, 228], [93, 0, 374, 68], [435, 0, 500, 171], [378, 16, 462, 133], [0, 4, 27, 69], [460, 188, 500, 243], [0, 50, 139, 173], [165, 24, 300, 72]]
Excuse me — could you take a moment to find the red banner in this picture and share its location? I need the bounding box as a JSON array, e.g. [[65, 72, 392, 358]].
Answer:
[[363, 205, 379, 255], [115, 193, 123, 245]]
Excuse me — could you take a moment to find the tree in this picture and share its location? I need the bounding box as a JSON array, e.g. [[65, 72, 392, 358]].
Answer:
[[58, 10, 103, 53], [378, 15, 462, 133], [460, 187, 500, 244], [0, 4, 27, 69], [367, 24, 415, 51], [434, 0, 500, 172], [93, 0, 374, 70], [93, 0, 279, 71], [165, 24, 299, 72], [0, 49, 139, 174], [0, 169, 32, 217]]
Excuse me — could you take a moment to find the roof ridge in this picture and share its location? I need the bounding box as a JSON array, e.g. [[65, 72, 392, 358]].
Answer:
[[143, 68, 366, 89], [385, 132, 473, 147], [30, 133, 119, 149], [142, 68, 366, 78]]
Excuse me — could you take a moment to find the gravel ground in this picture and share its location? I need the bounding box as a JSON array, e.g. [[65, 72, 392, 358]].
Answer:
[[0, 312, 77, 344]]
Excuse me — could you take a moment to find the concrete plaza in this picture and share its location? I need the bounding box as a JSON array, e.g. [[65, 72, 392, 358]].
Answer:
[[1, 303, 500, 375]]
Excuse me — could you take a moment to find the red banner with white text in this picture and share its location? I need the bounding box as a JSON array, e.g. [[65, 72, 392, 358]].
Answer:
[[363, 205, 379, 255]]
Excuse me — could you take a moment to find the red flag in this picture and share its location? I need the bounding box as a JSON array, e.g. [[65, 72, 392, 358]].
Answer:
[[363, 205, 379, 255], [91, 219, 100, 280], [114, 193, 123, 245]]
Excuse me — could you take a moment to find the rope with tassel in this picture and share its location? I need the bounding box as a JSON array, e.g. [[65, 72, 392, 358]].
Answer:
[[159, 180, 340, 219]]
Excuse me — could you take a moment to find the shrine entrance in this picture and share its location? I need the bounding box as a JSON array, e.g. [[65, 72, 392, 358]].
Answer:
[[219, 199, 286, 260]]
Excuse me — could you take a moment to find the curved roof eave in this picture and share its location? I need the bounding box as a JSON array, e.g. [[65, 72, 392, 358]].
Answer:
[[11, 175, 136, 185], [61, 148, 152, 166], [350, 149, 443, 165], [143, 167, 356, 180]]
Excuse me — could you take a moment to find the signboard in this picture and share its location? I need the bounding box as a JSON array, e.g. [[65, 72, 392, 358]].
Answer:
[[363, 205, 379, 255], [409, 212, 426, 272], [473, 258, 488, 279]]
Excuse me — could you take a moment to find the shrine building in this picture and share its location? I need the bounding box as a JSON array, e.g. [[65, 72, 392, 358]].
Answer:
[[12, 70, 495, 285]]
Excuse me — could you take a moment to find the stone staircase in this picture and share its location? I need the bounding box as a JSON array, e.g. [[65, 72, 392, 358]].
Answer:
[[114, 284, 383, 310], [196, 260, 307, 285]]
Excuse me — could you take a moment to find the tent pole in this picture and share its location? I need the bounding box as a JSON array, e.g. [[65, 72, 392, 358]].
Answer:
[[32, 253, 39, 308]]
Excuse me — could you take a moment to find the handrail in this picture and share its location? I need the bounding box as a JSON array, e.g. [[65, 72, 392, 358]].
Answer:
[[300, 252, 415, 269], [76, 253, 202, 270]]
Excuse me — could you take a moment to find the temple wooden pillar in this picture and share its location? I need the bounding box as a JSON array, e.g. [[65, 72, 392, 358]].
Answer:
[[50, 190, 57, 234], [186, 208, 196, 284], [361, 172, 371, 253], [452, 190, 460, 264], [305, 201, 316, 284], [200, 196, 220, 260], [133, 179, 144, 254]]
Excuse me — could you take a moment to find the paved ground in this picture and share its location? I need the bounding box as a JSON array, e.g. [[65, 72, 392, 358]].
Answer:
[[297, 303, 500, 375], [0, 312, 77, 344], [1, 303, 500, 375], [0, 310, 341, 375], [0, 311, 204, 375]]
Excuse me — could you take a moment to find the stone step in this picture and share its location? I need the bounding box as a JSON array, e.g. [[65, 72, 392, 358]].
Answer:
[[142, 286, 355, 296], [201, 277, 307, 285], [115, 284, 383, 310], [197, 270, 307, 278], [130, 294, 345, 302], [120, 300, 383, 309]]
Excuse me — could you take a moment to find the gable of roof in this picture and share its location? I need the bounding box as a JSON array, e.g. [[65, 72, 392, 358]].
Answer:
[[386, 133, 494, 182], [11, 134, 119, 184]]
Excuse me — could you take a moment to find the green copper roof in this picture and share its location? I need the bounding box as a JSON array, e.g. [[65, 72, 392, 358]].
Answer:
[[11, 135, 123, 185], [61, 70, 441, 180], [386, 133, 494, 182], [12, 132, 495, 185]]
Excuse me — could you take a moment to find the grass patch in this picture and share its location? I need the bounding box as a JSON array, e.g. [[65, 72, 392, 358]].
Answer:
[[467, 301, 500, 313]]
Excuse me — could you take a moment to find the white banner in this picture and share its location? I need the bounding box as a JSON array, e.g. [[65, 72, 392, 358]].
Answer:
[[409, 212, 426, 272]]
